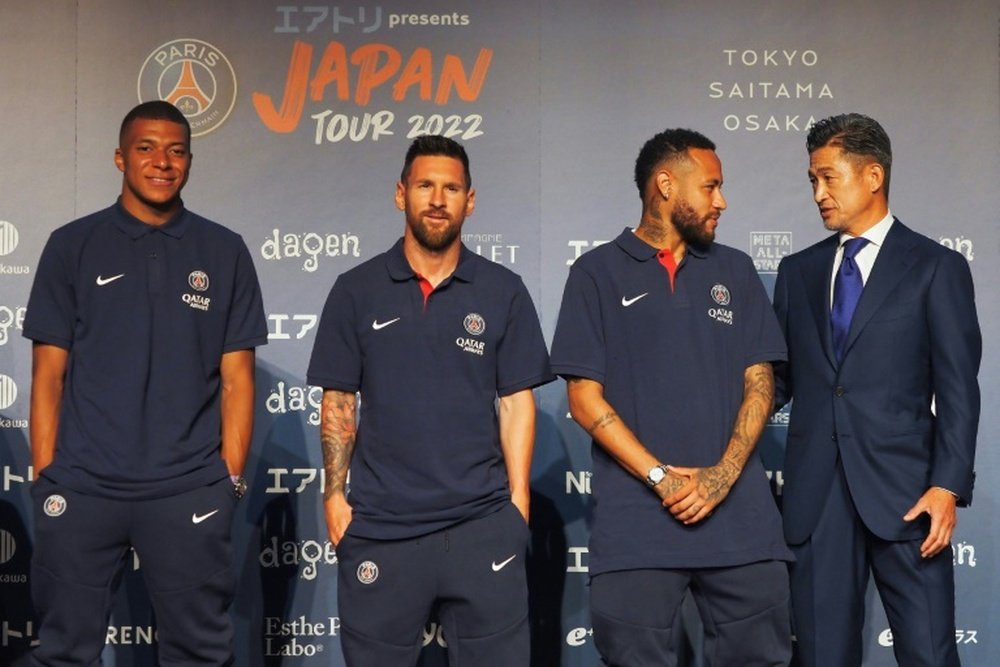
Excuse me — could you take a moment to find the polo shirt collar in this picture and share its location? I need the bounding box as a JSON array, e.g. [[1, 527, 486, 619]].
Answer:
[[385, 237, 478, 283], [615, 227, 710, 262], [113, 197, 191, 240]]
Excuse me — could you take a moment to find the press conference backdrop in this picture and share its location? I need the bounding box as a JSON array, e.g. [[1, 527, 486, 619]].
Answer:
[[1, 1, 997, 664]]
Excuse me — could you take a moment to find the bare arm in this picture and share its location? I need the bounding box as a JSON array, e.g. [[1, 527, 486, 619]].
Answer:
[[30, 343, 69, 475], [220, 349, 256, 476], [498, 388, 536, 522], [321, 389, 357, 545], [666, 362, 775, 524], [566, 376, 686, 500]]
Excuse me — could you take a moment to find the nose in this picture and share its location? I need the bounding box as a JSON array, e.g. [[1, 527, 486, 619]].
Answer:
[[715, 191, 727, 211], [813, 181, 826, 203], [429, 186, 446, 207], [152, 148, 170, 168]]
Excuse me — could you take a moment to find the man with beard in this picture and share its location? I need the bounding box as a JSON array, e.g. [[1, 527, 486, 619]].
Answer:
[[551, 128, 792, 665], [308, 135, 552, 666]]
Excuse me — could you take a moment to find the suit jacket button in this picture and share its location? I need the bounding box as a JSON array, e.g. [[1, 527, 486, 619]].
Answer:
[[835, 386, 846, 397]]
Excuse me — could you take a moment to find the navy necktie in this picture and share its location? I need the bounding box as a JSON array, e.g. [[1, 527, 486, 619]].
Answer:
[[831, 237, 870, 362]]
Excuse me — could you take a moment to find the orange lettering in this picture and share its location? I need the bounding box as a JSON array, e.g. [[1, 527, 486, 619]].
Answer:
[[392, 48, 434, 102], [435, 49, 493, 104], [252, 41, 313, 133], [352, 44, 402, 106], [310, 42, 351, 102]]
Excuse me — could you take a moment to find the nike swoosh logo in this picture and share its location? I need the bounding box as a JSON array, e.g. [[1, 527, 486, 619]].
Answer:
[[621, 293, 649, 307], [372, 317, 401, 330], [96, 274, 125, 286], [492, 554, 517, 572], [191, 510, 220, 524]]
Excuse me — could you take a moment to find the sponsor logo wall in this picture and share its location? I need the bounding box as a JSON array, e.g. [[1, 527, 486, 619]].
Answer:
[[1, 1, 998, 665]]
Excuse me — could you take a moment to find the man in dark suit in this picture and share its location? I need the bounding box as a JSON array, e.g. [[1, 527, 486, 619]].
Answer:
[[773, 113, 981, 667]]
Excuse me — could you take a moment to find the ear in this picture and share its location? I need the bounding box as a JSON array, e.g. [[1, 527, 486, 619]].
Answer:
[[464, 188, 476, 217], [866, 163, 885, 194], [114, 147, 125, 173], [655, 171, 672, 199], [394, 181, 405, 211]]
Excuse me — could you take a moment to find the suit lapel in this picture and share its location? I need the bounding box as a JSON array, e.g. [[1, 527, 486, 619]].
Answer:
[[843, 220, 917, 358], [803, 235, 839, 367]]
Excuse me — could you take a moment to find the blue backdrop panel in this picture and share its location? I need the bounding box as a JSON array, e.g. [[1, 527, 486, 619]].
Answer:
[[0, 1, 997, 665]]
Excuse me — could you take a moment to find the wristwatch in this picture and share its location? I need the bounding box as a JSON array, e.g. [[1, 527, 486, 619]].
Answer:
[[231, 475, 248, 499], [645, 464, 668, 487]]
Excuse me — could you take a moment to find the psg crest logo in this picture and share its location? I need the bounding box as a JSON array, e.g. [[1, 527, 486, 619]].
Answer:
[[357, 560, 379, 585], [43, 494, 67, 517], [138, 39, 238, 137], [463, 313, 486, 336], [710, 284, 731, 306], [188, 270, 210, 291]]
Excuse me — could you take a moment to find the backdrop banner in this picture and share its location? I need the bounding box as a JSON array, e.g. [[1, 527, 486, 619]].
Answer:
[[1, 1, 997, 664]]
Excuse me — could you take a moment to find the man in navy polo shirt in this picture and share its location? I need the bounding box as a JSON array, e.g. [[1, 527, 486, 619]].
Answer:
[[24, 101, 267, 665], [308, 135, 552, 666], [551, 128, 792, 666]]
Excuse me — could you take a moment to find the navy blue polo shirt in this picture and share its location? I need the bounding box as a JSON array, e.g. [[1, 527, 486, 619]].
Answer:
[[24, 200, 268, 500], [551, 228, 791, 574], [307, 239, 553, 540]]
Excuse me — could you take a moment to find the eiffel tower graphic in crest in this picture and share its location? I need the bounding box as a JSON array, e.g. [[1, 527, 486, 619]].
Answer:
[[165, 60, 212, 115]]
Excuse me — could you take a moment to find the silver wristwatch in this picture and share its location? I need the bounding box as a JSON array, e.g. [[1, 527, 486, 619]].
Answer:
[[645, 464, 668, 487], [231, 475, 248, 499]]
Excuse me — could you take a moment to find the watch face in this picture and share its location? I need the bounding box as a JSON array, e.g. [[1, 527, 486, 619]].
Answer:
[[648, 467, 665, 484]]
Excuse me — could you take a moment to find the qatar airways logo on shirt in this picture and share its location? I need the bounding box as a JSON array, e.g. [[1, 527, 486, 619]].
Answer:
[[456, 312, 486, 355], [181, 270, 211, 311], [707, 283, 733, 326]]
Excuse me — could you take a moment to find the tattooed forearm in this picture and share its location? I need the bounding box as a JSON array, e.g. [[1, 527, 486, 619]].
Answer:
[[320, 389, 357, 500], [587, 411, 619, 435], [720, 363, 774, 477]]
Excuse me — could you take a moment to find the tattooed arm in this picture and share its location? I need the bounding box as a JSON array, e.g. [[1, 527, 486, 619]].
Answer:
[[321, 389, 358, 546], [664, 362, 774, 525], [565, 376, 686, 501]]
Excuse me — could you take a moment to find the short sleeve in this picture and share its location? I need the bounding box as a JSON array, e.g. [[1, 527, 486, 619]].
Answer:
[[23, 234, 76, 350], [307, 278, 362, 392], [495, 279, 553, 396], [550, 264, 606, 383], [222, 241, 268, 353], [740, 256, 786, 367]]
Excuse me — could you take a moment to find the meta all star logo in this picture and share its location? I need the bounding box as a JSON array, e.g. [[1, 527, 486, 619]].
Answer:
[[138, 39, 237, 137]]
